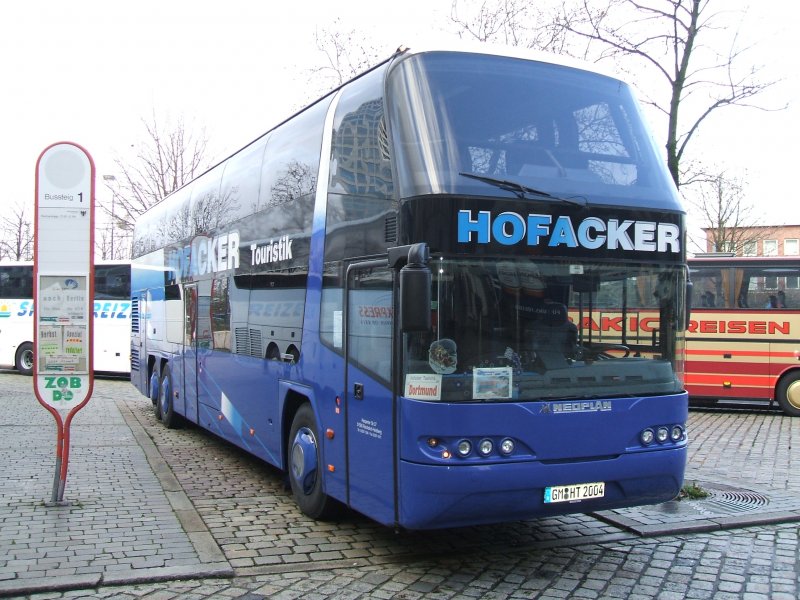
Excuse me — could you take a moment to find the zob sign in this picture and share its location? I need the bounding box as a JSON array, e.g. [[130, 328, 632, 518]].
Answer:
[[42, 375, 86, 403]]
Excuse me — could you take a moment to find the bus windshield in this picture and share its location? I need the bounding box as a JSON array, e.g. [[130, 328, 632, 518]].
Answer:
[[403, 258, 686, 402], [388, 51, 676, 205]]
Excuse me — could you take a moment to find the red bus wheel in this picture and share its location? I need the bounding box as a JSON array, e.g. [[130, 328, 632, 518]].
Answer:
[[776, 371, 800, 417]]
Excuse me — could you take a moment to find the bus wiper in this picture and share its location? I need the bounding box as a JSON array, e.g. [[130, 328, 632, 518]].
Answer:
[[459, 172, 588, 207]]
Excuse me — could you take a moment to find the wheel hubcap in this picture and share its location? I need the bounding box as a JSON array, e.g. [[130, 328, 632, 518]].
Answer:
[[786, 380, 800, 410], [291, 427, 318, 494], [160, 381, 170, 414], [150, 372, 160, 402]]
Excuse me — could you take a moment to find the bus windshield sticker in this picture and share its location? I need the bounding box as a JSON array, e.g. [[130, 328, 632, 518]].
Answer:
[[473, 367, 513, 400], [428, 338, 457, 374], [404, 373, 442, 401]]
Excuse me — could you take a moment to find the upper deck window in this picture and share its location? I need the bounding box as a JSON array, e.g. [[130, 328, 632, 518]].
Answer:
[[387, 52, 677, 207]]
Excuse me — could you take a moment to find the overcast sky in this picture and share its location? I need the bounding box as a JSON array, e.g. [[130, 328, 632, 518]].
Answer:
[[2, 0, 798, 251]]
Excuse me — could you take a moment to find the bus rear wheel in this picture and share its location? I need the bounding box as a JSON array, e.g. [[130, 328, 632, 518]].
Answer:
[[15, 342, 34, 376], [776, 371, 800, 417], [158, 365, 179, 428], [288, 404, 338, 520], [149, 370, 160, 407]]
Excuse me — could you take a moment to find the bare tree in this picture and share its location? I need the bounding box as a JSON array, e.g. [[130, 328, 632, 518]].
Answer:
[[95, 224, 114, 262], [450, 0, 575, 54], [686, 165, 772, 254], [103, 112, 211, 245], [308, 18, 383, 98], [450, 0, 780, 189], [555, 0, 779, 188], [0, 205, 34, 261]]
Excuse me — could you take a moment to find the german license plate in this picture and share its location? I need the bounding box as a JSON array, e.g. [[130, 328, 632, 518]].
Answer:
[[544, 481, 605, 503]]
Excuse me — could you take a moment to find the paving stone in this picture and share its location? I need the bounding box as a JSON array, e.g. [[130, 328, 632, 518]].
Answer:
[[4, 375, 800, 598]]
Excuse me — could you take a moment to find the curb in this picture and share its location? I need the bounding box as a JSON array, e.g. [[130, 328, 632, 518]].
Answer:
[[591, 508, 800, 537], [0, 564, 233, 598], [0, 399, 234, 599], [116, 399, 233, 570]]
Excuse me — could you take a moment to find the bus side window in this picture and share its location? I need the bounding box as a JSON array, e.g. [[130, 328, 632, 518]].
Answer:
[[777, 290, 788, 308], [737, 291, 749, 308]]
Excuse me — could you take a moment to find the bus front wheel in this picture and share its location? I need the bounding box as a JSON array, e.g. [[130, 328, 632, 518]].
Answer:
[[776, 371, 800, 417], [15, 342, 34, 376], [288, 404, 338, 520]]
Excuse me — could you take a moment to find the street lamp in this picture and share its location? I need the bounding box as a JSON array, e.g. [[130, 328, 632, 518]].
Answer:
[[103, 174, 116, 259]]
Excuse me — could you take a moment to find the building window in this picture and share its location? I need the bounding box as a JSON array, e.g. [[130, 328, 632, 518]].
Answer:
[[713, 241, 734, 253], [785, 239, 799, 256], [742, 241, 757, 256], [763, 240, 778, 256]]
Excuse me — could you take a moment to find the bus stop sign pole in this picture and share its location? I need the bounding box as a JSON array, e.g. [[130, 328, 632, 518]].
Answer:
[[33, 142, 95, 504]]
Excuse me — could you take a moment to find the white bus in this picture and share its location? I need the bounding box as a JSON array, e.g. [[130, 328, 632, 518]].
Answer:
[[0, 261, 131, 375]]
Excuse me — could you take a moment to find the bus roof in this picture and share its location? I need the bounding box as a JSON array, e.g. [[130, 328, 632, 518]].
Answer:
[[395, 42, 621, 81]]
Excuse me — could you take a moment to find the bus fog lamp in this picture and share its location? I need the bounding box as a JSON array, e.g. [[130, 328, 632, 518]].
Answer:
[[656, 427, 669, 443], [640, 428, 654, 445], [456, 440, 472, 457], [499, 438, 515, 455], [478, 439, 493, 456], [670, 425, 684, 442]]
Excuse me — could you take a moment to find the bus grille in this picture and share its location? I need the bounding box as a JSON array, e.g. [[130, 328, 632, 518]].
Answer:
[[235, 328, 263, 357], [130, 297, 140, 333], [131, 347, 140, 371]]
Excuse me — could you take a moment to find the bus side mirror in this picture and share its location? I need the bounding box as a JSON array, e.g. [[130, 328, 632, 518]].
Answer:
[[399, 243, 431, 332]]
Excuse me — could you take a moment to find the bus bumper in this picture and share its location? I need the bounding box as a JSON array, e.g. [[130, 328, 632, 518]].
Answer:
[[397, 447, 686, 530]]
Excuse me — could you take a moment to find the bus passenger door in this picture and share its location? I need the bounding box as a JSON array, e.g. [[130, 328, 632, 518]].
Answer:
[[182, 283, 200, 423], [345, 265, 396, 525]]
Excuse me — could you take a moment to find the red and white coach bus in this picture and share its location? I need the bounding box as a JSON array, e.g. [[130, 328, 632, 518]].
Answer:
[[685, 254, 800, 416]]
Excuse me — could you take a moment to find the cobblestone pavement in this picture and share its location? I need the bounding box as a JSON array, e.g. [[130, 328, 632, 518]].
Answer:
[[1, 374, 798, 599]]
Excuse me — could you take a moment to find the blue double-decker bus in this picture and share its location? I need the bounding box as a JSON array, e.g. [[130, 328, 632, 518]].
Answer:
[[130, 45, 689, 529]]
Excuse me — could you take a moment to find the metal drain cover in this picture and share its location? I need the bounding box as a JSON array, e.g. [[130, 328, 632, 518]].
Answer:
[[682, 483, 770, 516]]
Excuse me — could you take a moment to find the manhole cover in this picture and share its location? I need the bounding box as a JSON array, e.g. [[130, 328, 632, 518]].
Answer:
[[592, 482, 787, 533], [685, 483, 770, 516]]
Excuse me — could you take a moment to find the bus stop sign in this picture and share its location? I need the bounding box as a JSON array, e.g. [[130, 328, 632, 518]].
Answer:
[[33, 141, 95, 503], [34, 142, 95, 408]]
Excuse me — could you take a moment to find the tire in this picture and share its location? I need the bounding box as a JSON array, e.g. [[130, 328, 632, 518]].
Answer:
[[776, 371, 800, 417], [15, 342, 34, 376], [158, 365, 179, 428], [287, 404, 338, 520], [149, 370, 160, 407]]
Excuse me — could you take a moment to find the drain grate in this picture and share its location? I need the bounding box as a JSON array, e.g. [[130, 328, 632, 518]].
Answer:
[[690, 483, 770, 516]]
